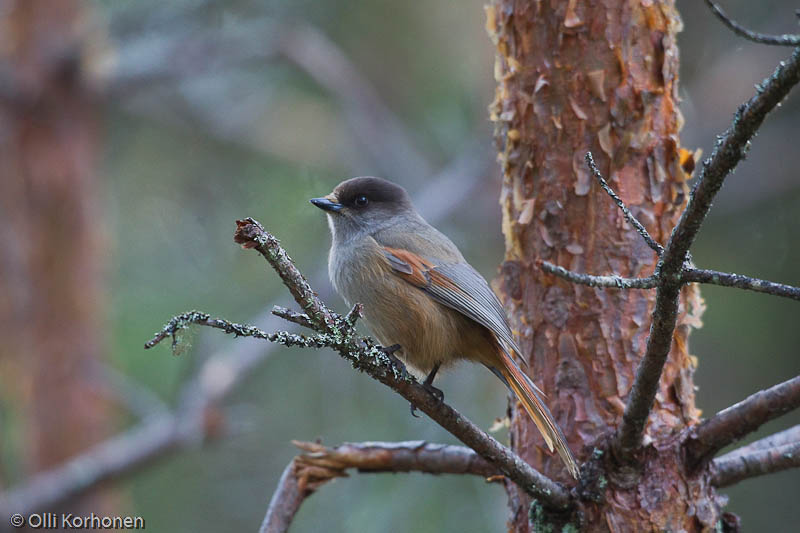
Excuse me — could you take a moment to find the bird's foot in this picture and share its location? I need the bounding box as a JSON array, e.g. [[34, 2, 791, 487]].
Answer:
[[422, 382, 444, 403], [410, 365, 445, 417], [421, 364, 444, 403], [379, 343, 407, 372], [409, 384, 445, 418]]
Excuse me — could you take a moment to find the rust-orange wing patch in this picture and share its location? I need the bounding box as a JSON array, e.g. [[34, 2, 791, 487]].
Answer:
[[382, 247, 522, 358], [382, 247, 435, 288]]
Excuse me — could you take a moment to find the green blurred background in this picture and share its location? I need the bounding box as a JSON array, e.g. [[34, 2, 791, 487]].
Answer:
[[4, 0, 800, 530]]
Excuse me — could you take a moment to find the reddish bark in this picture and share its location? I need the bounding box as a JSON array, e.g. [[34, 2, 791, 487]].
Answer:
[[0, 0, 113, 494], [487, 1, 714, 530]]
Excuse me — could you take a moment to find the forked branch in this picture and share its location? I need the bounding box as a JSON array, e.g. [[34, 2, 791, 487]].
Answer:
[[538, 45, 800, 459], [616, 46, 800, 455]]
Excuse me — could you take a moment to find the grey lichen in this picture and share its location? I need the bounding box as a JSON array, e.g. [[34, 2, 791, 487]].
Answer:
[[529, 500, 555, 533], [529, 499, 580, 533]]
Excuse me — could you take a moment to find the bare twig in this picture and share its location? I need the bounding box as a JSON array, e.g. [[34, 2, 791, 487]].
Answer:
[[538, 260, 658, 289], [271, 306, 315, 329], [662, 46, 800, 275], [721, 424, 800, 459], [144, 310, 334, 350], [712, 440, 800, 488], [260, 440, 498, 533], [261, 460, 305, 533], [585, 152, 664, 255], [685, 375, 800, 471], [539, 260, 800, 302], [683, 268, 800, 301], [149, 220, 572, 509], [615, 46, 800, 456], [704, 0, 800, 47]]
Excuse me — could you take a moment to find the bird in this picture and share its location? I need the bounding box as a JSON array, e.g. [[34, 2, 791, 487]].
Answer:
[[310, 176, 579, 478]]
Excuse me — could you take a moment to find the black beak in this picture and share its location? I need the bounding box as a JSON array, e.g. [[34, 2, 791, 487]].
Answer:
[[310, 197, 343, 212]]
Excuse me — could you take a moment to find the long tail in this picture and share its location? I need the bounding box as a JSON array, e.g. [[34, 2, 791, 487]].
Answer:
[[492, 350, 580, 479]]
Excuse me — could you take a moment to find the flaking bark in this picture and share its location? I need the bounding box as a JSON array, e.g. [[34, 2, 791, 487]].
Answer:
[[487, 1, 712, 530]]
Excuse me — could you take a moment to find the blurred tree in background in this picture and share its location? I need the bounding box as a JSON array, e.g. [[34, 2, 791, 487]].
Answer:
[[0, 0, 115, 514], [0, 0, 798, 531]]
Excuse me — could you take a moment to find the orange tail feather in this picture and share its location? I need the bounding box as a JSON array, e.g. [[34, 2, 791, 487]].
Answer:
[[496, 350, 579, 479]]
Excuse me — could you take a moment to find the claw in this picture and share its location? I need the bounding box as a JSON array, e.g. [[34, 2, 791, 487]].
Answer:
[[424, 383, 445, 403]]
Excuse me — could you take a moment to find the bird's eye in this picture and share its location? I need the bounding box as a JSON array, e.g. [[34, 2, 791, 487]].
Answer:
[[354, 195, 369, 207]]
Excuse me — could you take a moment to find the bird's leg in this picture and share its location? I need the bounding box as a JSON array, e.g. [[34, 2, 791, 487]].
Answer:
[[410, 363, 444, 418], [422, 363, 444, 402]]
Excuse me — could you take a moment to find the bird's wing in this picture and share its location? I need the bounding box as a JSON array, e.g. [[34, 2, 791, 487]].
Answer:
[[382, 247, 524, 359], [383, 246, 581, 479]]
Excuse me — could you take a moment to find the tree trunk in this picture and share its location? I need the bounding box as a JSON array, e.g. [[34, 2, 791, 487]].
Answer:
[[0, 0, 113, 503], [487, 1, 716, 530]]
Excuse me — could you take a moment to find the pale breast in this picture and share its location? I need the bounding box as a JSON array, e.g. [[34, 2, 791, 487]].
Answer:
[[329, 236, 467, 374]]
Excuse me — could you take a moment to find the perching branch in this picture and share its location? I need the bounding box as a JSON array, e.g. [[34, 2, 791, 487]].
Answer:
[[146, 219, 572, 510], [712, 440, 800, 488], [615, 46, 800, 456], [260, 440, 498, 533], [684, 375, 800, 471], [704, 1, 800, 47]]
